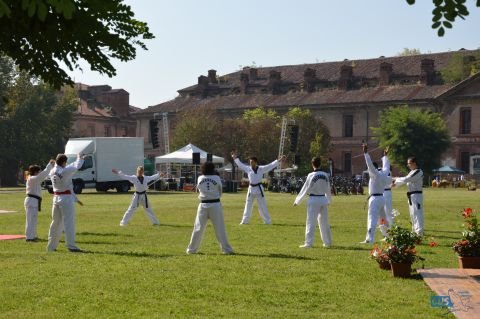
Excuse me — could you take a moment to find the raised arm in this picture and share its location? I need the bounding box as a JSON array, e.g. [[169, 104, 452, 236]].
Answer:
[[294, 174, 312, 206]]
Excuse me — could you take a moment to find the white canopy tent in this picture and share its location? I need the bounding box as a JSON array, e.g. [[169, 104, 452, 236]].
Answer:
[[155, 143, 224, 165]]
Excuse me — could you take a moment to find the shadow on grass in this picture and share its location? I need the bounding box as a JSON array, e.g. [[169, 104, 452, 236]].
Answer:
[[78, 231, 134, 237], [159, 223, 192, 228], [90, 250, 176, 259], [328, 245, 373, 252], [233, 252, 316, 260]]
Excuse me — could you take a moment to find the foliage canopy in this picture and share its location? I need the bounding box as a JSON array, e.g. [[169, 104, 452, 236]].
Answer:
[[372, 105, 451, 175], [0, 0, 154, 88]]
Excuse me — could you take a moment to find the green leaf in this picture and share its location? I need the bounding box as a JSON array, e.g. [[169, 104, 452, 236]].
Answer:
[[27, 0, 36, 17], [443, 21, 452, 28], [432, 21, 441, 29], [37, 1, 48, 21], [438, 26, 445, 36], [406, 0, 415, 5], [0, 0, 11, 17]]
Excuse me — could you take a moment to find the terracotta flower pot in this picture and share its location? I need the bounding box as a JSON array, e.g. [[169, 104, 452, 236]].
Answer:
[[378, 261, 391, 270], [390, 262, 412, 278], [458, 256, 480, 269]]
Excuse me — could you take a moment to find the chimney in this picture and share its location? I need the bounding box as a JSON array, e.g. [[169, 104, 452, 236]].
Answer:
[[268, 70, 282, 94], [338, 65, 353, 90], [420, 59, 435, 85], [249, 68, 258, 81], [197, 75, 209, 97], [303, 68, 317, 92], [240, 73, 249, 94], [379, 62, 393, 86], [208, 69, 218, 84]]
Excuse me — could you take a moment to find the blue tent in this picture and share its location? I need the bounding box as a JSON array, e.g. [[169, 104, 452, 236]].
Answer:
[[433, 165, 465, 174]]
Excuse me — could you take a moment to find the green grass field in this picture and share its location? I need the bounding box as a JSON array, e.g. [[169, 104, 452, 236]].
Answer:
[[1, 187, 477, 318]]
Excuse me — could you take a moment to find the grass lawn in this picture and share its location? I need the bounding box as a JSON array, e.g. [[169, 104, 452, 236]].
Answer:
[[0, 187, 477, 318]]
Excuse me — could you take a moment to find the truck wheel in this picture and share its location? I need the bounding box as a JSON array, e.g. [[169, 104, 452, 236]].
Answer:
[[116, 182, 130, 193], [73, 181, 83, 194]]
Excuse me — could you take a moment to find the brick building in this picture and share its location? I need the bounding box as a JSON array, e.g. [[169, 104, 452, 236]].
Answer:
[[134, 49, 480, 176], [71, 84, 138, 138]]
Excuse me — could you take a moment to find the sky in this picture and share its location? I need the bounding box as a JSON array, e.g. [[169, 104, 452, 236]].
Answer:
[[67, 0, 480, 109]]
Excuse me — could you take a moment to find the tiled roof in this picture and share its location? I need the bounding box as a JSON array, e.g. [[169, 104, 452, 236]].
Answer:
[[139, 49, 479, 114], [76, 99, 113, 118]]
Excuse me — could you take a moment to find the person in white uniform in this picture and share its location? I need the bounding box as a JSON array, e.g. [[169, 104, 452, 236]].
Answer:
[[47, 153, 85, 252], [360, 144, 389, 244], [391, 156, 424, 236], [231, 152, 286, 225], [378, 149, 394, 238], [186, 162, 234, 255], [24, 159, 55, 242], [293, 157, 332, 248], [112, 166, 162, 226]]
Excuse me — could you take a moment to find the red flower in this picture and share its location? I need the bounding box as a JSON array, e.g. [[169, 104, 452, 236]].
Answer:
[[429, 241, 438, 247], [463, 207, 473, 218]]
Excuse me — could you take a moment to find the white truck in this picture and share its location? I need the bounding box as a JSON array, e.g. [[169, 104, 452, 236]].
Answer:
[[45, 137, 144, 194]]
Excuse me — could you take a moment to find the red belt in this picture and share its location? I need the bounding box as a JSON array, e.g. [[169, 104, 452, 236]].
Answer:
[[54, 190, 72, 195]]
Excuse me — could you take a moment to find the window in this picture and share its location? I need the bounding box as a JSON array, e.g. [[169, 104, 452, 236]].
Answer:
[[459, 108, 471, 134], [79, 156, 93, 171], [104, 126, 111, 137], [343, 115, 353, 137], [460, 152, 470, 174], [343, 152, 352, 174]]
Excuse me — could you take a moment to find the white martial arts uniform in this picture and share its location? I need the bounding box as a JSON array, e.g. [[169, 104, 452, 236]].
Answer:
[[234, 158, 278, 224], [186, 175, 234, 254], [364, 153, 389, 243], [378, 156, 393, 237], [117, 171, 160, 226], [394, 168, 424, 236], [24, 162, 54, 240], [47, 157, 84, 251], [294, 169, 332, 247]]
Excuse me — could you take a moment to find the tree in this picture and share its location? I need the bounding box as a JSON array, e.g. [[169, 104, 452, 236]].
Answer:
[[0, 56, 78, 186], [241, 108, 280, 164], [372, 105, 451, 175], [441, 51, 480, 83], [0, 0, 154, 89], [405, 0, 480, 37], [397, 48, 422, 56], [285, 107, 331, 174]]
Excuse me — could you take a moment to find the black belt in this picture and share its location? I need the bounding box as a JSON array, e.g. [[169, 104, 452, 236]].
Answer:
[[27, 194, 42, 211], [309, 194, 325, 197], [367, 193, 383, 200], [407, 191, 422, 205], [250, 183, 264, 197], [201, 199, 220, 203], [135, 191, 148, 208], [384, 188, 391, 191]]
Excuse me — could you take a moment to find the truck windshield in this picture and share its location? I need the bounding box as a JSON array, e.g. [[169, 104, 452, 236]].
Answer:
[[66, 155, 93, 171]]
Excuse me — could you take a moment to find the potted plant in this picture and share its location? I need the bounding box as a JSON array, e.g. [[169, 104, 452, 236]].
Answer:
[[452, 208, 480, 268], [370, 245, 391, 270], [384, 224, 424, 278]]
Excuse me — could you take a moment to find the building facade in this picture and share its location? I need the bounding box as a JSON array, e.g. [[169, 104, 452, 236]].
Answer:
[[71, 84, 138, 139], [135, 49, 480, 176]]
